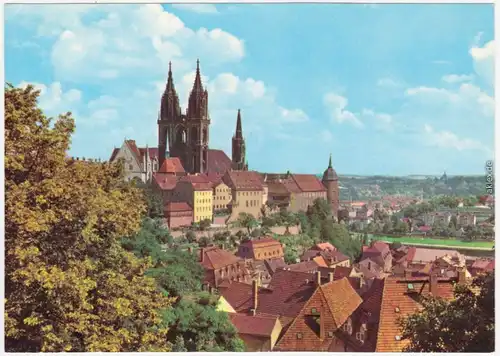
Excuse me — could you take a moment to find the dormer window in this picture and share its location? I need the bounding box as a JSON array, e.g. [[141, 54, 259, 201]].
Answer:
[[296, 332, 303, 339], [311, 308, 318, 315]]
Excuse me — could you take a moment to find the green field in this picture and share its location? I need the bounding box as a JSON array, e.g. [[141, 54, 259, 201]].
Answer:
[[371, 235, 494, 250]]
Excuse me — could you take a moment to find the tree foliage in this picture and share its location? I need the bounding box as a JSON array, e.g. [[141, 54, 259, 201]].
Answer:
[[162, 294, 245, 352], [4, 84, 173, 352], [236, 212, 258, 234], [399, 272, 494, 352]]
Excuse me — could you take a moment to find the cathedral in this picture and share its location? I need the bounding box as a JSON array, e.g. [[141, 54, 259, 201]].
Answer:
[[158, 60, 247, 174]]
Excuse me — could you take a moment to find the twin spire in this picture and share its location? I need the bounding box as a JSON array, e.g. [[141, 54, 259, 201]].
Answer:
[[165, 59, 204, 96]]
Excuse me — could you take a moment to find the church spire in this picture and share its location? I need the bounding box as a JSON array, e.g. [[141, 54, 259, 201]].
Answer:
[[192, 58, 203, 93], [328, 153, 332, 168], [235, 109, 243, 138], [166, 61, 176, 93]]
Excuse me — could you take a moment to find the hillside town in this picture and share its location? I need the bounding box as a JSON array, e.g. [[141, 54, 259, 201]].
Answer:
[[87, 61, 495, 352]]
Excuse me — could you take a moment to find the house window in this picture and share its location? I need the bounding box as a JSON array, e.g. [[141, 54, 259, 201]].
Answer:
[[296, 333, 303, 339], [311, 308, 318, 314]]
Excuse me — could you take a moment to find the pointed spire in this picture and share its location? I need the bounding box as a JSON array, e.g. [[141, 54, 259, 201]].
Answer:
[[328, 153, 332, 168], [192, 58, 203, 92], [166, 61, 175, 92], [235, 109, 243, 138]]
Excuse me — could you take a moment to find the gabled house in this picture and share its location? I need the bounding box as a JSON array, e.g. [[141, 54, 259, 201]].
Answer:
[[274, 277, 363, 351], [237, 237, 284, 261], [360, 241, 393, 272], [228, 313, 283, 351], [199, 246, 251, 287], [110, 139, 160, 183]]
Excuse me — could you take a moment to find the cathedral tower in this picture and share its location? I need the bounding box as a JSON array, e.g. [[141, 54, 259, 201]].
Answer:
[[322, 154, 339, 220], [232, 109, 248, 171], [157, 60, 210, 173]]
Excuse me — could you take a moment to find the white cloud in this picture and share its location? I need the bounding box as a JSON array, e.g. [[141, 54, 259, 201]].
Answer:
[[172, 4, 219, 14], [18, 81, 82, 117], [405, 83, 494, 119], [361, 109, 393, 132], [279, 108, 309, 123], [323, 93, 364, 128], [441, 74, 473, 83], [27, 5, 245, 83], [423, 124, 491, 153], [470, 40, 494, 86]]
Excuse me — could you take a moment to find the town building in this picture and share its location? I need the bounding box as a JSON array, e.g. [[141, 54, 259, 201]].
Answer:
[[199, 246, 251, 287], [228, 313, 282, 351], [223, 170, 265, 221], [109, 140, 159, 183], [237, 237, 284, 261], [175, 174, 214, 223], [274, 277, 363, 351], [456, 212, 477, 227], [164, 202, 193, 228], [322, 154, 340, 219], [157, 60, 237, 175], [360, 241, 393, 273], [151, 157, 185, 204]]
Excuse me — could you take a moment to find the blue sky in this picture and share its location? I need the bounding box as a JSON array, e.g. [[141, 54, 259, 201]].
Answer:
[[5, 3, 495, 175]]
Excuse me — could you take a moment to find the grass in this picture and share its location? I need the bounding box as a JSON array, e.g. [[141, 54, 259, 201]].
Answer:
[[372, 235, 494, 250]]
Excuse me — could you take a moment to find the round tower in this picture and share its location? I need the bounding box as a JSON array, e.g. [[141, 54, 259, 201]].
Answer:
[[322, 154, 339, 221]]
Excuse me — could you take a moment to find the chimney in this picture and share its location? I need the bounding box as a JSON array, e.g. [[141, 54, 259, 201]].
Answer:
[[320, 306, 326, 340], [429, 273, 438, 295], [458, 268, 467, 284], [316, 271, 322, 286], [252, 280, 258, 314], [329, 272, 334, 282]]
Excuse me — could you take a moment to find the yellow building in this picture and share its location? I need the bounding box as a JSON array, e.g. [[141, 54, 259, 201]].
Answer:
[[213, 181, 232, 211], [193, 189, 213, 223], [174, 174, 214, 223]]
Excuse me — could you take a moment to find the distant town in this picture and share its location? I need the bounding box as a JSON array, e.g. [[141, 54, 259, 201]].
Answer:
[[84, 61, 494, 352]]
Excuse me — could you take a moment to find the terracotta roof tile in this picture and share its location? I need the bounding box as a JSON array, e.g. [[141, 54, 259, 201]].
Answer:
[[321, 278, 364, 327], [219, 282, 256, 312], [290, 174, 327, 192], [264, 258, 287, 274], [247, 237, 282, 247], [125, 140, 142, 163], [207, 149, 232, 174], [283, 261, 319, 273], [375, 276, 455, 352], [152, 173, 179, 190], [164, 202, 192, 212], [282, 178, 302, 194], [224, 170, 264, 191], [179, 174, 213, 190], [200, 246, 243, 270], [159, 157, 185, 174], [266, 181, 291, 196], [228, 313, 278, 337], [409, 247, 462, 264], [313, 242, 337, 252], [313, 256, 328, 267], [333, 266, 354, 280]]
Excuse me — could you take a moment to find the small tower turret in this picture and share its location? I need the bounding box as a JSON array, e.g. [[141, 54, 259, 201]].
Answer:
[[322, 153, 339, 220]]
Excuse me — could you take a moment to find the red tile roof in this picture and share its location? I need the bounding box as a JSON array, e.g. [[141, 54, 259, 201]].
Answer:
[[224, 170, 263, 191], [207, 149, 232, 174], [375, 276, 455, 352], [200, 246, 243, 270], [275, 278, 363, 351], [282, 178, 302, 194], [406, 247, 462, 265], [333, 266, 353, 280], [158, 157, 185, 174], [290, 174, 327, 192], [283, 261, 319, 273], [228, 313, 278, 337], [247, 237, 281, 247], [152, 173, 179, 190], [179, 174, 213, 191], [164, 202, 192, 212], [125, 140, 141, 163], [313, 256, 328, 267], [110, 148, 120, 162], [313, 242, 336, 252], [206, 172, 224, 185], [266, 181, 291, 196]]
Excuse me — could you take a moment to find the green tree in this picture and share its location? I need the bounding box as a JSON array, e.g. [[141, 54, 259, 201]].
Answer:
[[140, 183, 164, 219], [400, 273, 494, 352], [4, 84, 172, 352], [199, 219, 212, 231], [236, 212, 258, 235], [186, 230, 197, 243], [162, 294, 245, 352], [198, 236, 210, 248]]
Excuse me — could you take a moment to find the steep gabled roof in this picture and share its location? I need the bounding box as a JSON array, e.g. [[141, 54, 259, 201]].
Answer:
[[290, 174, 327, 192], [228, 313, 279, 337], [179, 174, 213, 191], [320, 278, 364, 328], [158, 157, 185, 174], [152, 173, 179, 191], [375, 276, 455, 352], [164, 202, 192, 212], [224, 170, 263, 191], [200, 246, 243, 270], [207, 149, 232, 174]]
